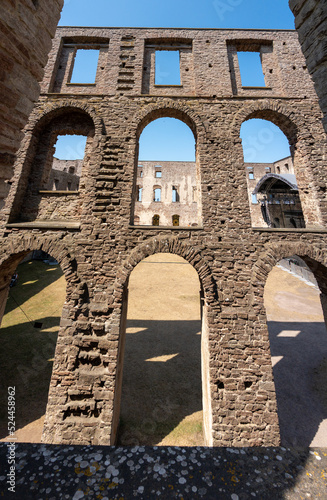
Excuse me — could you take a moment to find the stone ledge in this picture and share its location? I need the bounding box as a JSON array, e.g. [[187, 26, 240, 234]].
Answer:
[[252, 227, 327, 233], [5, 221, 81, 230], [129, 225, 204, 231], [38, 191, 79, 195]]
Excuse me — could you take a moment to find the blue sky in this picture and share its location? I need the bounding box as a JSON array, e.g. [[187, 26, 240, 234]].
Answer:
[[56, 0, 295, 163], [59, 0, 294, 30]]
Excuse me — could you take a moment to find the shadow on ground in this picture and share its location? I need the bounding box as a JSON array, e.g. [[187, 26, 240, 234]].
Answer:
[[268, 320, 327, 447], [0, 317, 59, 439], [118, 318, 203, 446]]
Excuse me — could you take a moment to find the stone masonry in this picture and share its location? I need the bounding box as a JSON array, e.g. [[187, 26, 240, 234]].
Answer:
[[0, 0, 64, 210], [134, 161, 199, 226], [1, 27, 327, 447], [290, 0, 327, 133]]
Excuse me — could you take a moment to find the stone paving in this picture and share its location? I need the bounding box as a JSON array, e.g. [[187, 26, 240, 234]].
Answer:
[[0, 444, 326, 499]]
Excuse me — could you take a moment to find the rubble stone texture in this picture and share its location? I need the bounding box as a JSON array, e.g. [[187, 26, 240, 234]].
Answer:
[[289, 0, 327, 133], [0, 0, 64, 209], [1, 27, 327, 447]]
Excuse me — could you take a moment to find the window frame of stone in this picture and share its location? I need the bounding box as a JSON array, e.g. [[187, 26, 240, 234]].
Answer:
[[172, 214, 180, 226], [153, 186, 161, 202], [155, 49, 181, 86], [136, 186, 142, 202], [69, 47, 101, 85], [152, 214, 160, 226], [172, 185, 180, 203]]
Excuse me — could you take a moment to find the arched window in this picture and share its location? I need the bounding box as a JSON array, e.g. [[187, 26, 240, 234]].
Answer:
[[172, 214, 180, 226], [241, 117, 304, 229], [152, 214, 160, 226], [153, 187, 161, 202], [132, 115, 200, 227], [136, 186, 142, 202]]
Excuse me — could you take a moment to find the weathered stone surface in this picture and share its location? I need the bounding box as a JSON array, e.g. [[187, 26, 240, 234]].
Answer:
[[0, 26, 326, 448], [290, 0, 327, 132], [0, 0, 64, 209]]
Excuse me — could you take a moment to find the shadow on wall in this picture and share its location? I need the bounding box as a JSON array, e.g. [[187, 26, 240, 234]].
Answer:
[[268, 320, 327, 447], [118, 319, 203, 446]]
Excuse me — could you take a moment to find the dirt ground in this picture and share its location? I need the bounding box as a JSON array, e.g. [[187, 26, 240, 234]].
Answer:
[[265, 265, 327, 447], [1, 255, 327, 447], [117, 253, 203, 446]]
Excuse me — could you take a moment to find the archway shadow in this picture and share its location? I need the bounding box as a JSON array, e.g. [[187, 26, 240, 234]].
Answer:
[[0, 316, 60, 440], [268, 320, 327, 447], [117, 318, 203, 446]]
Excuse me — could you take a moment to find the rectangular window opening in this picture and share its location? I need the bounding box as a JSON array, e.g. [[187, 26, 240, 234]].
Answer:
[[155, 50, 181, 86], [251, 194, 258, 204], [70, 49, 100, 84], [172, 186, 180, 203], [237, 51, 265, 87], [249, 172, 254, 180], [155, 170, 162, 178]]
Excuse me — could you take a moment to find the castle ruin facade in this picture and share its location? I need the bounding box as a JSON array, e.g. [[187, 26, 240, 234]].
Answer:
[[1, 26, 327, 447]]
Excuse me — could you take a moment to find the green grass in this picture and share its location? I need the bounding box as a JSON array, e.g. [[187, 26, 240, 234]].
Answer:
[[0, 260, 66, 438]]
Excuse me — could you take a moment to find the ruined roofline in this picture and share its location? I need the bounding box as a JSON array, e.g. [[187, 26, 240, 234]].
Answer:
[[57, 26, 296, 33]]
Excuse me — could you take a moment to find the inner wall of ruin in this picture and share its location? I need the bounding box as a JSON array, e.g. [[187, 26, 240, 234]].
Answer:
[[1, 27, 327, 446], [0, 0, 64, 211]]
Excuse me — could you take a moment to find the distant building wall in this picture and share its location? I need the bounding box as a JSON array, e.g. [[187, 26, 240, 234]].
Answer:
[[0, 0, 64, 210], [135, 161, 199, 226], [245, 156, 295, 226]]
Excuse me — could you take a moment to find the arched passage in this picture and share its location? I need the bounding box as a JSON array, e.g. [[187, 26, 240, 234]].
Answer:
[[0, 249, 66, 442], [255, 244, 327, 446], [111, 238, 217, 446], [118, 253, 203, 446]]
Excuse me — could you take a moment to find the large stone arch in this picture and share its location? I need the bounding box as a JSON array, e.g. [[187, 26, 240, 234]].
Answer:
[[110, 235, 218, 446], [132, 100, 208, 143], [252, 240, 326, 287], [114, 235, 217, 306], [26, 100, 104, 137], [231, 99, 306, 145], [0, 233, 84, 310], [232, 100, 324, 227]]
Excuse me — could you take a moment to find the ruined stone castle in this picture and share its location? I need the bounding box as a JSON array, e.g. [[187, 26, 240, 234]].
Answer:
[[1, 24, 327, 447]]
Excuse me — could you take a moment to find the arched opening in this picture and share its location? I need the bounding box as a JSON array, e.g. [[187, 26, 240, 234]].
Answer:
[[132, 114, 201, 227], [115, 253, 208, 446], [9, 107, 95, 223], [241, 117, 305, 228], [0, 250, 66, 443], [44, 134, 87, 191], [264, 255, 327, 446]]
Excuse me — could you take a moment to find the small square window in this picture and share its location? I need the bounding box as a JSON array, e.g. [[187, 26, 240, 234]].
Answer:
[[155, 171, 162, 178], [249, 172, 254, 180]]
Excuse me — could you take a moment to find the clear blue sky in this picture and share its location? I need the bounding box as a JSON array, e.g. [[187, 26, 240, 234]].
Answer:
[[56, 0, 295, 163], [59, 0, 294, 29]]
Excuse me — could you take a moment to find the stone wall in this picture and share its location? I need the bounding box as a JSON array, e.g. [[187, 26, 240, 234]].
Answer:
[[134, 161, 198, 226], [1, 27, 327, 448], [289, 0, 327, 133], [0, 0, 64, 210]]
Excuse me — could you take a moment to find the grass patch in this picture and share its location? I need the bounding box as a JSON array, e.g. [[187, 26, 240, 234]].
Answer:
[[0, 260, 66, 439]]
